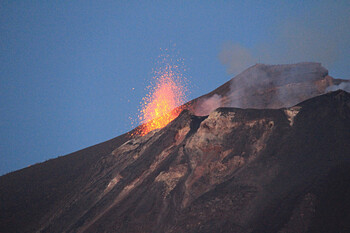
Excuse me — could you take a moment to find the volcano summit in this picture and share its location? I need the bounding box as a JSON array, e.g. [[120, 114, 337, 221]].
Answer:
[[1, 63, 350, 233]]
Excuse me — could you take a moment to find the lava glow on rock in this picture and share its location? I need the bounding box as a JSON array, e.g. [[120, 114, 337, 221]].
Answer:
[[136, 63, 188, 136]]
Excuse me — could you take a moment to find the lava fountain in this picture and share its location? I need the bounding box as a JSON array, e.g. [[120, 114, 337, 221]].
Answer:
[[136, 62, 188, 136]]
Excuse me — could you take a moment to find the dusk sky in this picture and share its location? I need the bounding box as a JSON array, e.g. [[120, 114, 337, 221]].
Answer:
[[1, 1, 349, 175]]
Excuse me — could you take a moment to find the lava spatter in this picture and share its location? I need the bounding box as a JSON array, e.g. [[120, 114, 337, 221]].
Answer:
[[136, 59, 188, 136]]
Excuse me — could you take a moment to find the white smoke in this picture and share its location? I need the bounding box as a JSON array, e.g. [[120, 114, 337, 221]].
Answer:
[[193, 62, 338, 115], [194, 94, 222, 116], [326, 82, 350, 92]]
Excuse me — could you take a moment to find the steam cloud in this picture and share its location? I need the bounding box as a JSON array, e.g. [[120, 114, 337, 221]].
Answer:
[[193, 62, 346, 115], [326, 82, 350, 92], [194, 94, 222, 116]]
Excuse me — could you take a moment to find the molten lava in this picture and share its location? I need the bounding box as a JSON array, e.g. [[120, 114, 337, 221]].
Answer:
[[136, 63, 188, 136]]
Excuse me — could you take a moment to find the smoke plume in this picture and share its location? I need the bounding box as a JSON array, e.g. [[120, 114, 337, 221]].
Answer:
[[194, 94, 222, 116], [193, 62, 337, 115], [326, 82, 350, 92]]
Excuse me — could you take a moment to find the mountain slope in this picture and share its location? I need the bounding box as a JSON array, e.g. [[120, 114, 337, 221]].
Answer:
[[1, 90, 349, 233], [0, 133, 131, 233], [1, 63, 349, 233], [65, 90, 350, 233]]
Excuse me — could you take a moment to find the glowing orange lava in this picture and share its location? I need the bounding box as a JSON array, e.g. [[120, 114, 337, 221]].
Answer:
[[136, 63, 188, 136]]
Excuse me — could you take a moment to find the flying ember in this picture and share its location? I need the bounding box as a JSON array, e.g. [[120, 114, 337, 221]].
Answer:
[[136, 62, 188, 136]]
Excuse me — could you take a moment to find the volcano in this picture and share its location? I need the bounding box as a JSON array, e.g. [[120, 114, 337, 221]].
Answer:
[[1, 63, 350, 233]]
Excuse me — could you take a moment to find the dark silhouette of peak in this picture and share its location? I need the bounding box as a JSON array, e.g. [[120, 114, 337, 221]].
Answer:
[[1, 63, 350, 233], [297, 89, 350, 107]]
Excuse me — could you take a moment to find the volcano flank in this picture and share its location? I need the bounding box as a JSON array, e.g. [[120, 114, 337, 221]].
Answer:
[[1, 63, 350, 233]]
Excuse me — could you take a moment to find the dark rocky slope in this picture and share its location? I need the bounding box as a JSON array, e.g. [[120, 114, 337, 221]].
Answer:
[[0, 132, 131, 233], [71, 90, 350, 233], [1, 63, 349, 233], [1, 90, 349, 233]]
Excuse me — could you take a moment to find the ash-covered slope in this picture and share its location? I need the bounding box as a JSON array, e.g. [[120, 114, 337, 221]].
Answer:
[[1, 63, 350, 233]]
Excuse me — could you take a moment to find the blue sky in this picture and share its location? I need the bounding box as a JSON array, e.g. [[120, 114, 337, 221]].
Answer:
[[1, 1, 349, 175]]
